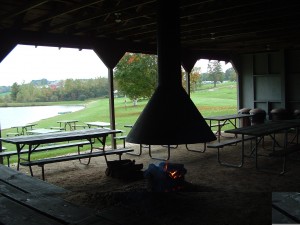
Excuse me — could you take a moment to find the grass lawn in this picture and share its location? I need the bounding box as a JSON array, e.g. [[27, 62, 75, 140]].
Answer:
[[1, 82, 237, 164]]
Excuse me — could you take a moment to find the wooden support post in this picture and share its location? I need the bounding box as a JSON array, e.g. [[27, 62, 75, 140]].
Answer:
[[0, 123, 3, 164]]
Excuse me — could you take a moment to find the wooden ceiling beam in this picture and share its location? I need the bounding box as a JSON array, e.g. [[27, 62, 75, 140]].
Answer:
[[180, 0, 272, 19], [23, 0, 105, 27], [73, 13, 156, 36], [181, 22, 300, 45], [180, 5, 300, 31], [48, 0, 156, 32], [0, 0, 49, 21]]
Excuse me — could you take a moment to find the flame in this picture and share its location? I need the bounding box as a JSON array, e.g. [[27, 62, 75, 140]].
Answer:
[[163, 161, 183, 179], [168, 170, 182, 179]]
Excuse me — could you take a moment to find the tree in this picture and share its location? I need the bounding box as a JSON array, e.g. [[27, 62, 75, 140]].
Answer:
[[182, 66, 201, 92], [207, 60, 224, 87], [16, 83, 38, 102], [190, 67, 201, 91], [114, 53, 157, 106], [10, 82, 20, 101], [225, 67, 237, 81]]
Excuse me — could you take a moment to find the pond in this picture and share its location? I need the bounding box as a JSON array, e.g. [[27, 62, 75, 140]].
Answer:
[[0, 105, 84, 129]]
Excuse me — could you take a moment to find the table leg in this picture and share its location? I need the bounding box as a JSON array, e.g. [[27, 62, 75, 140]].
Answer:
[[290, 126, 299, 144], [234, 118, 237, 138], [78, 138, 94, 165], [69, 122, 76, 130], [185, 143, 207, 153], [16, 144, 22, 171], [149, 145, 170, 161], [28, 145, 34, 176], [281, 130, 289, 174], [255, 137, 259, 169], [218, 121, 221, 142], [241, 134, 245, 166]]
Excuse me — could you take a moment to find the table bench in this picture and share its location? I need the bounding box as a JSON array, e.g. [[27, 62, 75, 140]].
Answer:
[[114, 135, 127, 148], [225, 120, 300, 174], [0, 141, 91, 167], [210, 122, 230, 128], [205, 114, 252, 142], [20, 148, 134, 180], [50, 126, 65, 130], [268, 144, 300, 174], [6, 132, 20, 137], [72, 124, 88, 130], [207, 135, 255, 167], [269, 144, 300, 157]]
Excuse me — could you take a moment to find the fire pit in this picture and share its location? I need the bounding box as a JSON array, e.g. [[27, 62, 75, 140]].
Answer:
[[144, 162, 187, 192]]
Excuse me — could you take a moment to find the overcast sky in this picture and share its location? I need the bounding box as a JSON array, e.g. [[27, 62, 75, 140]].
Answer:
[[0, 44, 231, 86]]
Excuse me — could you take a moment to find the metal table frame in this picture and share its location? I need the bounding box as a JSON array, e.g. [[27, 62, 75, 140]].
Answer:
[[225, 120, 300, 174], [57, 120, 79, 131], [0, 128, 121, 172], [204, 114, 252, 142], [12, 123, 37, 135]]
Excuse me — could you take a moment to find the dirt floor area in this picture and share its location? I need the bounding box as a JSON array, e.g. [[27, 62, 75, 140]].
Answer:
[[13, 133, 300, 225]]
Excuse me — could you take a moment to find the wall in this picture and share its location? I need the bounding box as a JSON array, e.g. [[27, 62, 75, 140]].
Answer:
[[237, 49, 300, 119], [286, 49, 300, 110]]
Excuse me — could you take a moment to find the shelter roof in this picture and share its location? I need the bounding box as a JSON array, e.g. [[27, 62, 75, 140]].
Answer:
[[1, 0, 300, 61]]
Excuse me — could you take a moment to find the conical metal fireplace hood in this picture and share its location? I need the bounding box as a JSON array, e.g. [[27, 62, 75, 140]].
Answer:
[[126, 0, 216, 145]]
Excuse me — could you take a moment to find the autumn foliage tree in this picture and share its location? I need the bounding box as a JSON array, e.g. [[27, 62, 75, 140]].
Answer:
[[182, 67, 201, 92], [114, 53, 157, 106]]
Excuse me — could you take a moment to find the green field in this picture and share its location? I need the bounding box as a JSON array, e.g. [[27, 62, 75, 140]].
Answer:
[[1, 82, 237, 164]]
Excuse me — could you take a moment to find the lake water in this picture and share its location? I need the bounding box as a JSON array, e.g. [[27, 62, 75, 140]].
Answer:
[[0, 105, 85, 129]]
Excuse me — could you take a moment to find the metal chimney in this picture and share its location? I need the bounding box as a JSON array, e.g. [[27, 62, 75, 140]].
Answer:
[[126, 0, 216, 145]]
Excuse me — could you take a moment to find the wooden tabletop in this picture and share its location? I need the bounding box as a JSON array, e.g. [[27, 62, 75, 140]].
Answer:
[[225, 121, 296, 136], [56, 120, 79, 124], [85, 121, 110, 127], [0, 128, 120, 145], [0, 164, 104, 225], [204, 114, 252, 121], [12, 123, 37, 129], [27, 128, 62, 135], [272, 192, 300, 224]]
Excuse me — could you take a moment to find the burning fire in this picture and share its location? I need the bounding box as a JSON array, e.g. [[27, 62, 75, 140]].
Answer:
[[163, 161, 183, 179], [144, 162, 187, 192]]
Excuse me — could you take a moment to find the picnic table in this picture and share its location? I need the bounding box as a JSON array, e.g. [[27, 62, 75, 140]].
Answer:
[[0, 128, 132, 180], [11, 123, 37, 135], [57, 120, 78, 131], [225, 120, 300, 174], [272, 192, 300, 224], [204, 114, 252, 142], [27, 128, 62, 135], [85, 121, 110, 128], [0, 164, 104, 225]]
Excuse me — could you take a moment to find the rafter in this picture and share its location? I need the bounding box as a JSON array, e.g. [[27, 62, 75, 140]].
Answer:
[[1, 0, 300, 55], [23, 0, 105, 27], [0, 0, 49, 21]]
